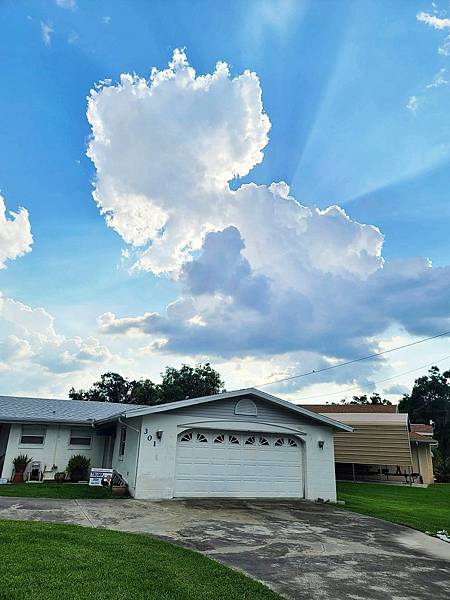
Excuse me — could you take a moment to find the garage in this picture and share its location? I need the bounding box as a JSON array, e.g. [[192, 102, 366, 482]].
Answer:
[[103, 388, 351, 501], [174, 429, 304, 498]]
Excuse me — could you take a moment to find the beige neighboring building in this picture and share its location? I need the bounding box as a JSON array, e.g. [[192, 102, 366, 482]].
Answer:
[[305, 405, 437, 485]]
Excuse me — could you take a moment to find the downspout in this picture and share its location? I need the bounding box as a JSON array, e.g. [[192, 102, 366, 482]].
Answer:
[[118, 416, 142, 496]]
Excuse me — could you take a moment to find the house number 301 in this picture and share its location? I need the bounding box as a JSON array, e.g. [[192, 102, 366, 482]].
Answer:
[[143, 428, 153, 442]]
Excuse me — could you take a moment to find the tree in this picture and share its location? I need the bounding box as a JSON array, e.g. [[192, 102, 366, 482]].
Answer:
[[69, 363, 225, 406], [129, 379, 161, 406], [399, 366, 450, 467], [335, 393, 392, 405], [159, 363, 224, 404], [69, 372, 132, 404]]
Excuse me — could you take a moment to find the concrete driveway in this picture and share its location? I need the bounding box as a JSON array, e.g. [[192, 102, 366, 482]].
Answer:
[[0, 497, 449, 600]]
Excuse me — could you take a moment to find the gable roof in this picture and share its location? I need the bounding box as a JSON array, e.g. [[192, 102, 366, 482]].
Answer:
[[109, 388, 352, 432], [0, 395, 141, 425]]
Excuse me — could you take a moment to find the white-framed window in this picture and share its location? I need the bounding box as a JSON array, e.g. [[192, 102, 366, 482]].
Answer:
[[20, 425, 46, 445], [119, 427, 127, 456], [69, 427, 92, 447]]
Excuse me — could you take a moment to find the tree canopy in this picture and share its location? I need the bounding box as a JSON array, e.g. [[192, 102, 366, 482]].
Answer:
[[398, 366, 450, 481], [69, 363, 225, 406], [335, 393, 392, 405]]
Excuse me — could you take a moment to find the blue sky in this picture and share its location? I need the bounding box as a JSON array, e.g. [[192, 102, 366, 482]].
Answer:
[[1, 0, 450, 399]]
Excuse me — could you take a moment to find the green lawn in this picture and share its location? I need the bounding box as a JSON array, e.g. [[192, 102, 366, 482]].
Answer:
[[0, 520, 280, 600], [0, 483, 123, 499], [337, 482, 450, 534]]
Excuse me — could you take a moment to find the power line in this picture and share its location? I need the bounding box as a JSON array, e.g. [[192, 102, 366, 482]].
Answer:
[[294, 354, 450, 402], [255, 329, 450, 388]]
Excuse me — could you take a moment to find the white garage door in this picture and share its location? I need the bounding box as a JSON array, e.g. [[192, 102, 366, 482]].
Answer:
[[174, 430, 303, 498]]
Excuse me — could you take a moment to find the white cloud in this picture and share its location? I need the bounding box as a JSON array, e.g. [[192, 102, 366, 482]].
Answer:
[[417, 11, 450, 29], [438, 35, 450, 55], [40, 22, 53, 46], [67, 31, 79, 44], [88, 50, 450, 384], [0, 194, 33, 269], [383, 384, 409, 396], [426, 68, 449, 88], [0, 295, 112, 374], [55, 0, 77, 9], [0, 191, 113, 389], [406, 95, 419, 112]]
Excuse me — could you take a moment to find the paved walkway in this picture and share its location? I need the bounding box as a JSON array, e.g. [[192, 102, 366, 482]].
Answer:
[[0, 496, 449, 600]]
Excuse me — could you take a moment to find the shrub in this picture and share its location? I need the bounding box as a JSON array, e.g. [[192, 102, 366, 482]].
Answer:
[[66, 455, 91, 483]]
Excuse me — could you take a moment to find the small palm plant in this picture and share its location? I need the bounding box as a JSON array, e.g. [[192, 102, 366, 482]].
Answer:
[[67, 455, 91, 483], [12, 454, 32, 483]]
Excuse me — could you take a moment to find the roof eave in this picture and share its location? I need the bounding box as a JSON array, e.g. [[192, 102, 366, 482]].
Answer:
[[0, 417, 96, 426]]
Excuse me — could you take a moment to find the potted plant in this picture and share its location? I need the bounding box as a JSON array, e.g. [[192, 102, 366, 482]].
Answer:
[[54, 472, 66, 482], [12, 454, 32, 483], [66, 455, 90, 483]]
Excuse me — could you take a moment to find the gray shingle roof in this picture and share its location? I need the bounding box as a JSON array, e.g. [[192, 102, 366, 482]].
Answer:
[[0, 395, 141, 424]]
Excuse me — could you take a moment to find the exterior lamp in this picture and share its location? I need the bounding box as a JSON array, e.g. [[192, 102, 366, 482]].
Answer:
[[156, 429, 163, 441], [318, 440, 325, 449]]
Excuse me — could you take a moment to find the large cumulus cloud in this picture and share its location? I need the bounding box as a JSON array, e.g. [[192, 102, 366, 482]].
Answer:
[[89, 50, 450, 373]]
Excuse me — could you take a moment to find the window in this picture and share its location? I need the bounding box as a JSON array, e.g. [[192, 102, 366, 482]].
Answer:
[[287, 438, 298, 447], [20, 425, 46, 445], [229, 435, 240, 445], [259, 437, 269, 446], [196, 433, 208, 443], [213, 434, 225, 444], [69, 427, 92, 447], [275, 438, 285, 446], [234, 398, 257, 416], [180, 432, 193, 442], [119, 427, 127, 456], [245, 436, 256, 445]]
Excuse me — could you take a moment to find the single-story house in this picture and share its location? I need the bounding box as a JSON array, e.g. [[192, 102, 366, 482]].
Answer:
[[0, 389, 351, 501], [305, 404, 437, 485]]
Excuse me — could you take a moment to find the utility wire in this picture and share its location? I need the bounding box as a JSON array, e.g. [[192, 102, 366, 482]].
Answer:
[[293, 354, 450, 402], [255, 329, 450, 388]]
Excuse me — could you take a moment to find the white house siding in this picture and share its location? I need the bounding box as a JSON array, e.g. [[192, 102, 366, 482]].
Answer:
[[132, 397, 337, 502], [111, 416, 142, 496], [2, 423, 105, 481]]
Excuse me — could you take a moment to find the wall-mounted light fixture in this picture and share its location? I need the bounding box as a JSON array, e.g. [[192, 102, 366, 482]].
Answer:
[[156, 429, 163, 441], [318, 440, 325, 449]]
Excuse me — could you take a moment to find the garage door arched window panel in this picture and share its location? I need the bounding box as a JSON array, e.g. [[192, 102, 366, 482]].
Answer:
[[287, 438, 298, 447], [228, 435, 240, 445], [180, 432, 193, 443], [275, 438, 285, 447], [245, 436, 256, 445], [213, 434, 225, 444], [259, 437, 269, 446], [196, 433, 208, 443]]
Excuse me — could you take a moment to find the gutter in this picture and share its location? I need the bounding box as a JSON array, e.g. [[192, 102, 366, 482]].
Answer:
[[0, 417, 99, 426]]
